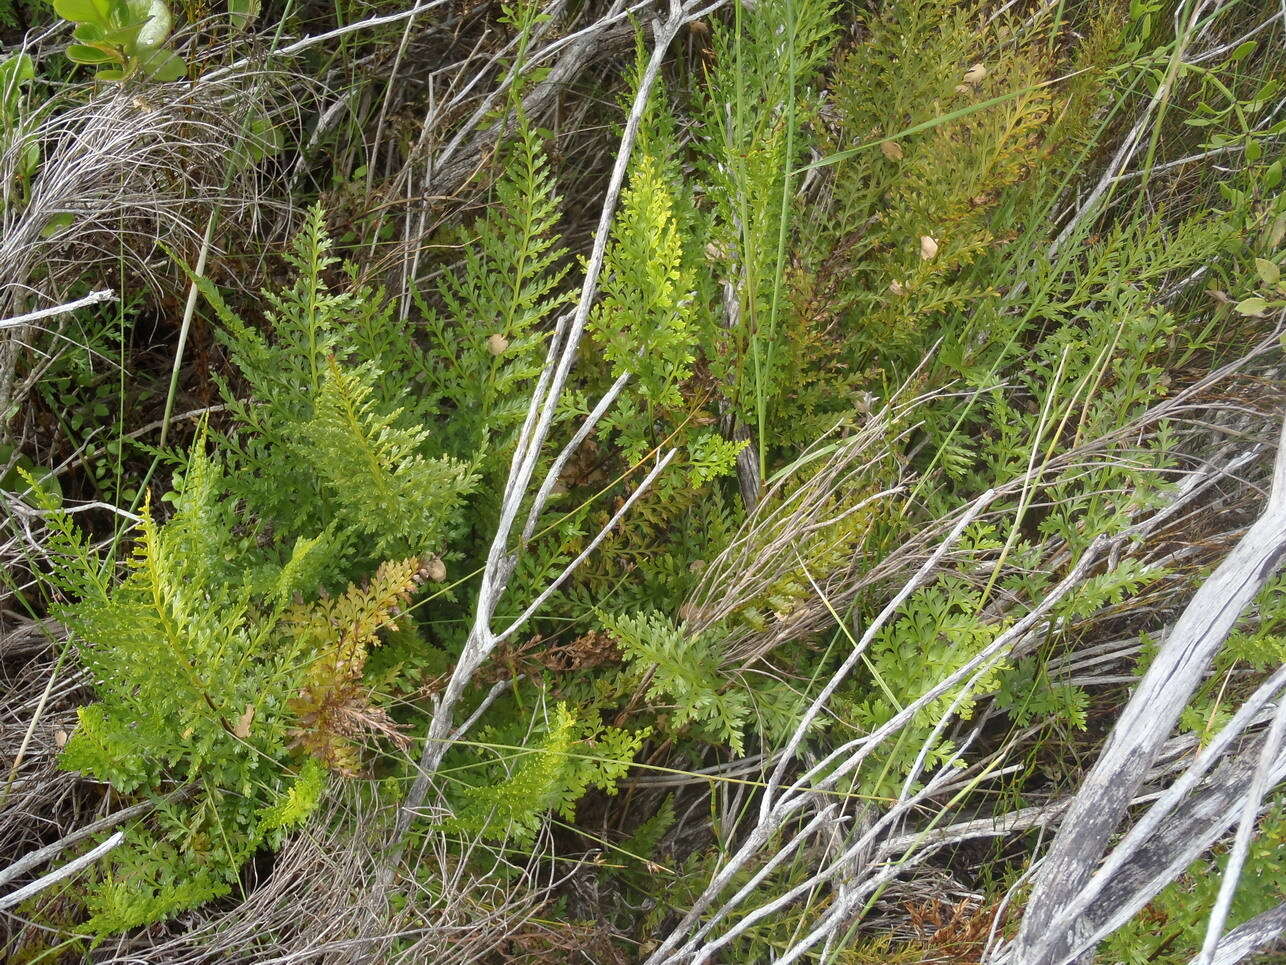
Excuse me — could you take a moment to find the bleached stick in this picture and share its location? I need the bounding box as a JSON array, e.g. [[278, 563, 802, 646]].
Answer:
[[1197, 693, 1286, 965], [0, 800, 152, 890], [1011, 416, 1286, 965], [0, 831, 124, 910], [0, 289, 115, 330], [1189, 901, 1286, 965]]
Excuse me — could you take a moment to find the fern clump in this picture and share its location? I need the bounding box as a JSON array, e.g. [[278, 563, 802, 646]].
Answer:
[[206, 205, 475, 581], [37, 441, 441, 931], [29, 445, 330, 932], [24, 210, 486, 934]]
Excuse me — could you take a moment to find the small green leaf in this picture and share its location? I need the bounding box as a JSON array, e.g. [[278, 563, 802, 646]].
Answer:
[[1255, 259, 1280, 287], [1265, 160, 1283, 190], [139, 47, 184, 81], [1218, 183, 1246, 206], [72, 22, 106, 43], [100, 23, 146, 47], [1, 446, 63, 505], [1228, 40, 1257, 62], [41, 212, 76, 237], [133, 0, 173, 49], [0, 52, 34, 94], [228, 0, 259, 31], [1234, 296, 1268, 317], [66, 43, 120, 65]]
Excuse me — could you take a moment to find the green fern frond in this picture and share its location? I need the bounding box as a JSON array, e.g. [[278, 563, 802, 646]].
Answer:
[[605, 610, 750, 754], [593, 150, 696, 410], [421, 117, 571, 464], [303, 358, 474, 558], [447, 703, 645, 843]]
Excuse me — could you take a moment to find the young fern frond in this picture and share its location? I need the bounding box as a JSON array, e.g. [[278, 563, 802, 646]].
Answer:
[[605, 609, 750, 754], [446, 703, 645, 843], [303, 358, 474, 559], [592, 150, 696, 411]]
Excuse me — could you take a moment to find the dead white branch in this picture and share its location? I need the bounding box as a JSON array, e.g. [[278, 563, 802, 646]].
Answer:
[[378, 0, 719, 887], [0, 800, 152, 891], [1010, 416, 1286, 965], [0, 830, 123, 910], [1191, 901, 1286, 965], [0, 289, 115, 330]]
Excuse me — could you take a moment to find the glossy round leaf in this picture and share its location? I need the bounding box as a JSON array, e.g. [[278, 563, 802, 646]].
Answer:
[[53, 0, 111, 25], [134, 0, 173, 49]]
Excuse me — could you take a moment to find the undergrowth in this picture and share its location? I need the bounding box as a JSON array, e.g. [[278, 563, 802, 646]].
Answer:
[[1, 0, 1283, 961]]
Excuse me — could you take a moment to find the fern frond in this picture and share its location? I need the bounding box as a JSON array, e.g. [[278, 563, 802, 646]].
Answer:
[[606, 610, 750, 754], [422, 117, 571, 464], [302, 358, 474, 558], [592, 151, 696, 410], [287, 556, 430, 774], [447, 703, 645, 843]]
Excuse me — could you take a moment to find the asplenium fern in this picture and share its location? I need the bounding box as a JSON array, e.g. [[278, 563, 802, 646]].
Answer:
[[820, 0, 1053, 355], [31, 441, 439, 933], [303, 359, 472, 559], [419, 115, 570, 468], [288, 556, 432, 775], [844, 579, 1003, 798], [994, 656, 1090, 731], [28, 443, 331, 933], [204, 205, 473, 579], [26, 199, 483, 927], [605, 610, 750, 754], [593, 149, 696, 411], [446, 703, 645, 843]]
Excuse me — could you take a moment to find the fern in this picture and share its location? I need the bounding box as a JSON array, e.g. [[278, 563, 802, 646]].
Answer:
[[994, 657, 1089, 731], [288, 556, 430, 775], [419, 116, 570, 467], [33, 443, 326, 931], [303, 359, 474, 559], [258, 758, 329, 845], [592, 150, 696, 410], [446, 703, 645, 843], [844, 579, 1003, 798], [30, 435, 435, 931], [206, 206, 472, 579], [605, 610, 750, 754]]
